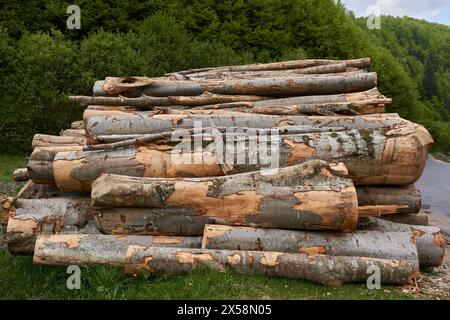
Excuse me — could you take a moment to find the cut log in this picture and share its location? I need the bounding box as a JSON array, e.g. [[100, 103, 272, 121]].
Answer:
[[201, 225, 419, 269], [92, 160, 358, 232], [60, 129, 86, 137], [172, 58, 371, 75], [33, 234, 202, 266], [357, 185, 421, 216], [382, 210, 429, 226], [12, 168, 29, 182], [50, 119, 433, 190], [16, 180, 86, 200], [31, 134, 85, 149], [94, 72, 377, 97], [71, 120, 85, 130], [27, 146, 83, 185], [70, 92, 270, 107], [5, 197, 93, 254], [358, 217, 446, 267], [1, 197, 13, 235], [124, 246, 416, 286]]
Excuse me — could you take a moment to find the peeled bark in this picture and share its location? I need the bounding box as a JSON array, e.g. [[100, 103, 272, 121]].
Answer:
[[12, 168, 29, 182], [92, 161, 358, 233], [94, 72, 377, 97], [27, 146, 83, 184], [5, 198, 93, 254], [70, 92, 270, 107], [124, 246, 416, 286], [172, 58, 371, 75], [357, 185, 421, 216], [33, 234, 202, 266], [31, 134, 85, 150], [202, 225, 419, 269], [50, 120, 432, 191], [358, 217, 446, 267]]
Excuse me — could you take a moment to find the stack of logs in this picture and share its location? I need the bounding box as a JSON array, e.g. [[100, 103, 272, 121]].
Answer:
[[2, 57, 446, 286]]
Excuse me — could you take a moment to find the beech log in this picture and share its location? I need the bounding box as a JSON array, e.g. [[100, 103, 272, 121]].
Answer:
[[12, 168, 29, 182], [49, 120, 433, 190], [71, 120, 85, 129], [60, 129, 86, 137], [33, 234, 202, 266], [93, 73, 377, 97], [123, 246, 416, 286], [382, 210, 429, 226], [357, 185, 421, 216], [358, 217, 446, 267], [5, 198, 94, 254], [172, 58, 371, 75], [201, 224, 419, 269], [31, 134, 85, 149]]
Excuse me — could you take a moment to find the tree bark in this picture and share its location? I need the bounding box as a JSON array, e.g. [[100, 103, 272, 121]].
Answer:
[[33, 234, 202, 266], [357, 185, 421, 216], [12, 168, 29, 182], [358, 217, 446, 267], [70, 92, 270, 107], [94, 72, 377, 97], [27, 146, 83, 185], [91, 160, 358, 232], [171, 58, 371, 75], [31, 134, 86, 150], [201, 224, 419, 269], [49, 120, 433, 190], [123, 246, 416, 286], [5, 197, 94, 255]]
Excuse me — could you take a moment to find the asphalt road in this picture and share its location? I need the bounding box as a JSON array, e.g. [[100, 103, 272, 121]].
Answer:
[[416, 156, 450, 218]]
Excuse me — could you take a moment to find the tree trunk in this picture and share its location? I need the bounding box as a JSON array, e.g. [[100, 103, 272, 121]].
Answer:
[[48, 120, 432, 190], [12, 168, 29, 182], [91, 160, 358, 232], [33, 234, 202, 266], [94, 72, 377, 97], [123, 246, 416, 286], [358, 217, 446, 267], [27, 146, 83, 185], [5, 198, 94, 255], [171, 58, 371, 75], [31, 134, 86, 149], [201, 224, 419, 269], [357, 185, 421, 216]]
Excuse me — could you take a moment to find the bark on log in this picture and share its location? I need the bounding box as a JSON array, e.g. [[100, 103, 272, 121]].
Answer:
[[94, 72, 377, 97], [357, 185, 421, 216], [50, 118, 433, 190], [33, 234, 202, 266], [123, 246, 416, 286], [5, 197, 94, 254], [71, 120, 85, 129], [92, 160, 358, 232], [201, 224, 419, 269], [358, 217, 446, 267], [172, 58, 371, 75], [31, 134, 85, 149], [70, 92, 270, 107], [60, 129, 86, 137], [382, 210, 429, 226], [27, 146, 83, 185], [12, 168, 29, 182]]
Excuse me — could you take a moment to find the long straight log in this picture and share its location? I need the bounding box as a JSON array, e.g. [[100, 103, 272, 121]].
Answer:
[[5, 198, 94, 254], [92, 161, 358, 232], [357, 185, 421, 216], [33, 234, 202, 266], [172, 58, 371, 75], [31, 134, 85, 150], [94, 72, 377, 97], [202, 225, 419, 269], [49, 120, 432, 190], [358, 217, 446, 267], [124, 246, 416, 286]]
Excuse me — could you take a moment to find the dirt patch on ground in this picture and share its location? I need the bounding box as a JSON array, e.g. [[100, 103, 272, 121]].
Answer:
[[0, 182, 21, 197]]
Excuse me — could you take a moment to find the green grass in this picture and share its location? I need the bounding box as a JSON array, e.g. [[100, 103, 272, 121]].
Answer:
[[0, 154, 412, 300]]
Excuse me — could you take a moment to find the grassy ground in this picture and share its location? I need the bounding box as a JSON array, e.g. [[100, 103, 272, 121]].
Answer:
[[0, 154, 412, 300]]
